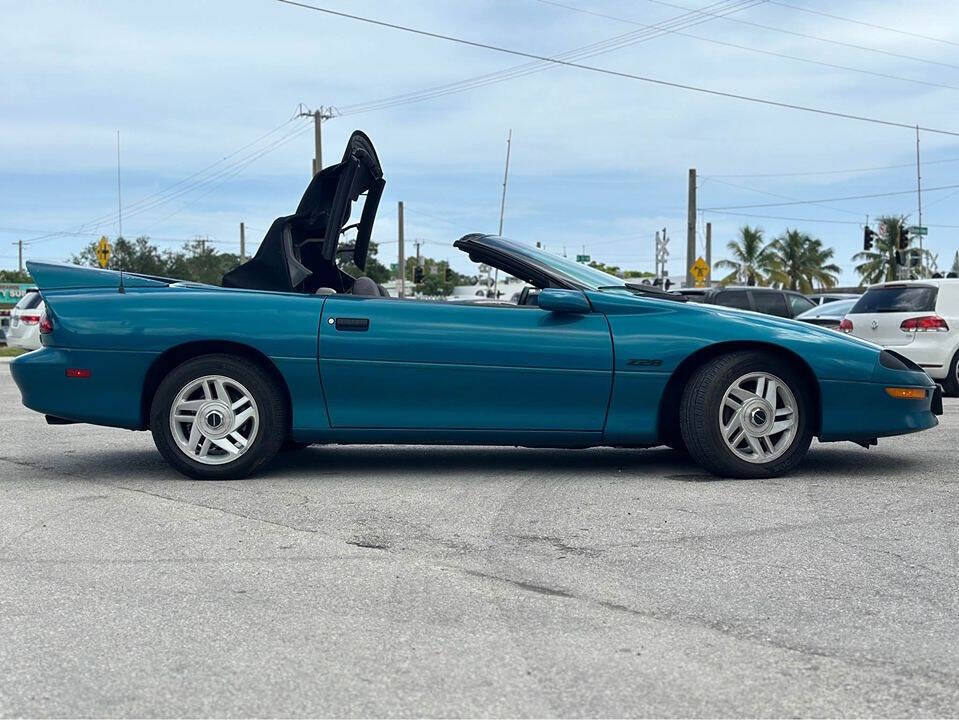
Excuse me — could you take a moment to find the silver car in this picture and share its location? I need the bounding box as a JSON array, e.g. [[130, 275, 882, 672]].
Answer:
[[795, 297, 858, 330], [7, 289, 43, 350]]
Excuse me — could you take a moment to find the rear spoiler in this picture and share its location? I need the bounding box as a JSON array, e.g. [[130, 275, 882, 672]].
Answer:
[[26, 261, 171, 293]]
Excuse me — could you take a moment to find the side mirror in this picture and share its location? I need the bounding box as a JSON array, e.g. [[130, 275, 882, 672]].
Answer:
[[538, 289, 591, 314]]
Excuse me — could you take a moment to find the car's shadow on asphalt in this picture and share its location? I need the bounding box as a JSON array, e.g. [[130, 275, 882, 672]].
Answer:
[[36, 441, 931, 484], [255, 441, 929, 483]]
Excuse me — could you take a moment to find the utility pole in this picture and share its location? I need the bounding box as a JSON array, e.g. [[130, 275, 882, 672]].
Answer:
[[916, 125, 924, 277], [116, 130, 123, 240], [295, 104, 338, 176], [493, 129, 512, 301], [239, 222, 246, 261], [686, 168, 696, 288], [16, 240, 23, 272], [397, 201, 405, 298], [705, 221, 712, 285]]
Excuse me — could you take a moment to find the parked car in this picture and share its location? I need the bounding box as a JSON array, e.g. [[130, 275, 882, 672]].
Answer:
[[9, 131, 941, 481], [6, 288, 42, 350], [842, 279, 959, 395], [671, 286, 816, 318], [795, 298, 858, 330], [807, 292, 860, 305]]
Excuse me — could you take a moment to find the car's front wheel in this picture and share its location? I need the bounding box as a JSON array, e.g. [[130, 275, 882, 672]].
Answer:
[[680, 351, 814, 478], [150, 354, 287, 480]]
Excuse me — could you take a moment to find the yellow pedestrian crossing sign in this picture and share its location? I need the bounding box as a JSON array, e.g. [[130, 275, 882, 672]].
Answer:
[[96, 236, 111, 268], [690, 256, 709, 287]]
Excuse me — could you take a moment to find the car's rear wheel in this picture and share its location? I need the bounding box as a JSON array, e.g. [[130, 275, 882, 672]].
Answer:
[[943, 350, 959, 397], [150, 354, 287, 480], [680, 351, 814, 478]]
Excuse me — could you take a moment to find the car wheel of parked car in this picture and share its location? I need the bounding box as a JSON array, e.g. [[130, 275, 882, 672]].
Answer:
[[944, 350, 959, 397], [150, 354, 287, 480], [680, 351, 814, 478]]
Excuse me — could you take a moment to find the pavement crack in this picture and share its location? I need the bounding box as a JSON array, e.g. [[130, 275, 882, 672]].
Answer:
[[104, 483, 322, 536], [456, 568, 573, 598], [513, 534, 596, 556]]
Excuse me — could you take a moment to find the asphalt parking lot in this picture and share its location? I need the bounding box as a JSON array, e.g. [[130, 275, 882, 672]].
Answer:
[[1, 362, 957, 718]]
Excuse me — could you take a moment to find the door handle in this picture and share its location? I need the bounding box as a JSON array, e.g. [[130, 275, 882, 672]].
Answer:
[[333, 317, 370, 332]]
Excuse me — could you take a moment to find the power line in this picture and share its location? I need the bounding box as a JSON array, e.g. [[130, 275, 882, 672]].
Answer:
[[705, 156, 959, 179], [702, 210, 862, 225], [534, 0, 959, 93], [73, 117, 303, 234], [272, 0, 959, 138], [639, 0, 959, 71], [18, 118, 310, 247], [703, 182, 959, 210], [767, 1, 959, 49], [337, 0, 760, 116], [703, 177, 865, 216]]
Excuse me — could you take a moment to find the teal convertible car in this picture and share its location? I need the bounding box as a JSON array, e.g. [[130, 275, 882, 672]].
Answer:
[[11, 132, 941, 480]]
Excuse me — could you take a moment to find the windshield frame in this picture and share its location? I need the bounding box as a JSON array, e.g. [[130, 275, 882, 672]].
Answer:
[[457, 235, 629, 291]]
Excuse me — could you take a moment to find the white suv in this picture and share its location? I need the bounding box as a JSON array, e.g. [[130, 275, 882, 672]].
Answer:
[[841, 279, 959, 395]]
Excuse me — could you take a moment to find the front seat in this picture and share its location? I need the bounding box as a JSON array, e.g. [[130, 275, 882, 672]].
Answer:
[[351, 277, 382, 296]]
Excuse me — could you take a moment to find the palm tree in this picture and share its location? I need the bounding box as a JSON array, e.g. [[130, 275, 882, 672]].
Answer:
[[852, 215, 904, 285], [714, 226, 777, 286], [767, 229, 840, 292]]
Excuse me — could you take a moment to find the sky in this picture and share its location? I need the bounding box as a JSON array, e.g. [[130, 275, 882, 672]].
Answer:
[[3, 0, 959, 284]]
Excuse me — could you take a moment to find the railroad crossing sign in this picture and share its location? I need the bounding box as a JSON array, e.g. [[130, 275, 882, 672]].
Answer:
[[907, 226, 928, 236], [96, 236, 111, 268], [690, 256, 709, 287]]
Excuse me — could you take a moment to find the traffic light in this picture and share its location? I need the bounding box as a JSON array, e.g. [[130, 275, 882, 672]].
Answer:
[[663, 278, 673, 291], [895, 250, 907, 267], [413, 265, 424, 283], [908, 248, 922, 268], [863, 227, 876, 251], [898, 225, 910, 250], [444, 267, 453, 282]]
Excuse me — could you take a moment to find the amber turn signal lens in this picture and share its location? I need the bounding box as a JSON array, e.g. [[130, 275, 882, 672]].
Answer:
[[885, 387, 927, 400]]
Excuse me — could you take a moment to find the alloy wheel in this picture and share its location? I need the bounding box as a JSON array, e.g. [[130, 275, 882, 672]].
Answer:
[[719, 372, 798, 464], [169, 375, 260, 465]]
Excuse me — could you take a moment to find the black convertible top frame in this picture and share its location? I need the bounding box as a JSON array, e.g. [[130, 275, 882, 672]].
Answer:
[[223, 131, 385, 293]]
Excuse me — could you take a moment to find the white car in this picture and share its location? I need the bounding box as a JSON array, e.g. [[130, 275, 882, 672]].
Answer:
[[841, 279, 959, 395], [6, 289, 43, 350]]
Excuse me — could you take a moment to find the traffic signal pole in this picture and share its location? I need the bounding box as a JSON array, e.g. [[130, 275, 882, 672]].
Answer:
[[686, 169, 696, 288]]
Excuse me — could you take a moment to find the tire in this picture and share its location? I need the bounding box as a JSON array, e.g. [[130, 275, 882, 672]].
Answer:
[[150, 354, 287, 480], [943, 350, 959, 397], [679, 351, 814, 479]]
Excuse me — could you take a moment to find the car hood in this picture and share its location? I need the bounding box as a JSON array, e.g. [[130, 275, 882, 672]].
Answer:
[[690, 296, 882, 351]]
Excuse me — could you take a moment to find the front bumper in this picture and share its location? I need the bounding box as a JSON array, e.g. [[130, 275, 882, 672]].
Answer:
[[819, 377, 939, 441]]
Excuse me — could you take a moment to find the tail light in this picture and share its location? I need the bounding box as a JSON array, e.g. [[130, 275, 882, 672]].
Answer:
[[900, 315, 949, 332], [839, 318, 853, 333], [39, 309, 54, 334], [21, 314, 40, 325]]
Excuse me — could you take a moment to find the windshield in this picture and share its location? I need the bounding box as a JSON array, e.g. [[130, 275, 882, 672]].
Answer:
[[496, 240, 627, 289], [851, 285, 938, 314]]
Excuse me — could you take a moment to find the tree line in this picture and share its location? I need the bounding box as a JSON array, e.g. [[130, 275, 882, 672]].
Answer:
[[66, 236, 467, 295], [714, 215, 958, 290]]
